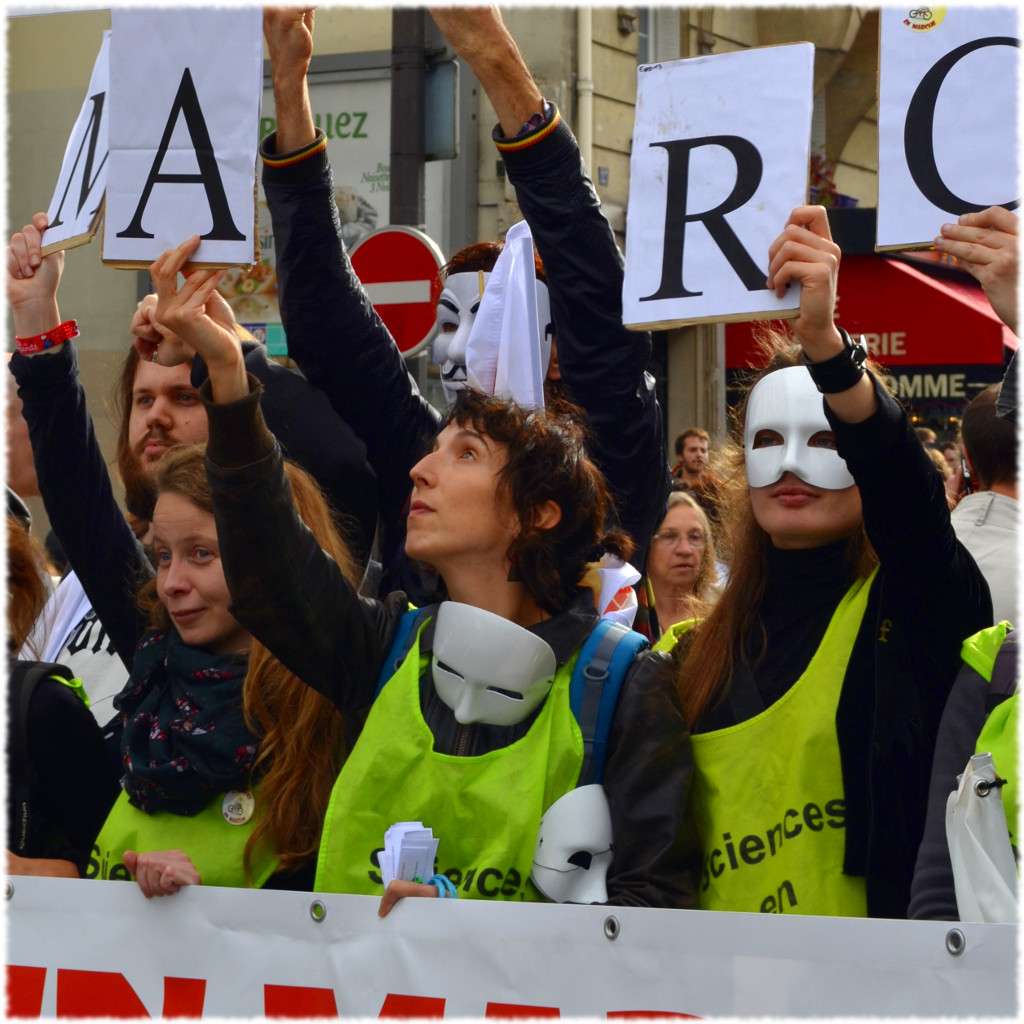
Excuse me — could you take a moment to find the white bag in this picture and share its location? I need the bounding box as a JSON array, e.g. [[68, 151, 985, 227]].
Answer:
[[945, 751, 1018, 923]]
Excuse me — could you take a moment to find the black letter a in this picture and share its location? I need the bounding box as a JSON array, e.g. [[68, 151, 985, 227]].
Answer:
[[116, 67, 245, 240]]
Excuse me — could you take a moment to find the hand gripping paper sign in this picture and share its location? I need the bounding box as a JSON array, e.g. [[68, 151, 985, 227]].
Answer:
[[41, 31, 110, 256], [622, 43, 814, 330], [102, 8, 263, 268], [877, 7, 1020, 250]]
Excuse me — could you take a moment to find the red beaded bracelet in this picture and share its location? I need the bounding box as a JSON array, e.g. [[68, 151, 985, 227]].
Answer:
[[15, 319, 78, 355]]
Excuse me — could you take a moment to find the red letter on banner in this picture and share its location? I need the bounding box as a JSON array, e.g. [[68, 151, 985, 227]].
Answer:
[[264, 984, 339, 1017], [607, 1012, 702, 1019], [379, 994, 446, 1017], [486, 1002, 560, 1016], [7, 965, 47, 1017], [163, 977, 206, 1017], [56, 969, 149, 1017]]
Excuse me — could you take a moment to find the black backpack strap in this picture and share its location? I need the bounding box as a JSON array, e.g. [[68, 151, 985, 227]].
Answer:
[[7, 660, 75, 854]]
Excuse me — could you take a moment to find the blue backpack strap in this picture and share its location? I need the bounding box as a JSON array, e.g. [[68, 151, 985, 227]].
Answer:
[[569, 620, 649, 786], [374, 605, 438, 700]]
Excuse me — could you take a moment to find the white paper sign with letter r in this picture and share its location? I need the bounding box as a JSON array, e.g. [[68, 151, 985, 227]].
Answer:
[[103, 7, 262, 267], [622, 43, 814, 330]]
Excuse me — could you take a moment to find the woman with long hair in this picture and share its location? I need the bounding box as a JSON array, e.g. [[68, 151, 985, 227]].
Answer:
[[645, 491, 718, 646], [677, 206, 992, 919], [102, 445, 358, 895], [152, 235, 696, 913]]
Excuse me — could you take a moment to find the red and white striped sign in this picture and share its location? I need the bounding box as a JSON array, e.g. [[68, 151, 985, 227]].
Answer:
[[350, 225, 445, 357]]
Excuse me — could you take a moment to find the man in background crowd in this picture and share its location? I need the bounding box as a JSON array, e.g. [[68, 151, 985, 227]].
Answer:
[[950, 384, 1018, 626]]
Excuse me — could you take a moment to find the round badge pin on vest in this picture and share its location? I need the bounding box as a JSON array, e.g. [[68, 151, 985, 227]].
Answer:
[[222, 790, 255, 825]]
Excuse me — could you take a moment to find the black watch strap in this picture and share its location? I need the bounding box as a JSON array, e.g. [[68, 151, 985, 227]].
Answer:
[[802, 328, 868, 394]]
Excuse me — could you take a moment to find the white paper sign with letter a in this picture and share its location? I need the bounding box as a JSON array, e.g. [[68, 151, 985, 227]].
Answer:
[[876, 7, 1019, 250], [622, 44, 814, 330], [103, 7, 262, 267]]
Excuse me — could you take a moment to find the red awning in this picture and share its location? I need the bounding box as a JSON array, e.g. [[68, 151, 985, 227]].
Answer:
[[726, 254, 1017, 369]]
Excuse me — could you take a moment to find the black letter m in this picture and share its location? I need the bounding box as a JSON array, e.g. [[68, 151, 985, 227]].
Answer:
[[49, 92, 108, 229]]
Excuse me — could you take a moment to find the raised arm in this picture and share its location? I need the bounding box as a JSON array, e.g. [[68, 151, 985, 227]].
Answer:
[[430, 7, 670, 559], [428, 6, 543, 136], [7, 215, 149, 668], [768, 206, 991, 664], [260, 7, 440, 556], [151, 241, 397, 703]]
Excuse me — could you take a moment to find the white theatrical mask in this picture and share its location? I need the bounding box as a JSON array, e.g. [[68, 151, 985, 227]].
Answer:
[[532, 784, 614, 904], [434, 269, 552, 406], [744, 366, 855, 490], [431, 601, 557, 726]]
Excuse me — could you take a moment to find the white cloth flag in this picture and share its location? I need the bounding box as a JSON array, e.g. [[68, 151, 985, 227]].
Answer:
[[465, 219, 546, 410], [945, 751, 1018, 923]]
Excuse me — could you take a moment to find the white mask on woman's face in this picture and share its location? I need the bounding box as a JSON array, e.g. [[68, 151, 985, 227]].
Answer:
[[744, 366, 855, 491]]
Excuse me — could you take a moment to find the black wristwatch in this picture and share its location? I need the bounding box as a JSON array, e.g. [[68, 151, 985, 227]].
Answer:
[[802, 328, 868, 394]]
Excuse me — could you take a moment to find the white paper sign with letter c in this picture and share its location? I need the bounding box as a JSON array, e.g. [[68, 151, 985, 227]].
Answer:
[[102, 7, 263, 267], [622, 43, 814, 331], [877, 7, 1020, 250]]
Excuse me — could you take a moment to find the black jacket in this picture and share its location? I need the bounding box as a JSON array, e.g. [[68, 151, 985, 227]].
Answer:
[[202, 378, 698, 909], [261, 105, 670, 603]]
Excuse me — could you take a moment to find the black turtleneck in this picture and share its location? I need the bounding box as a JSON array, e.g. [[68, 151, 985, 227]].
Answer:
[[695, 539, 857, 733]]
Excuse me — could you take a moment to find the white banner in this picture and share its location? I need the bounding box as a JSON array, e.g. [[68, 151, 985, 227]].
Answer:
[[102, 7, 263, 267], [6, 877, 1017, 1017], [877, 6, 1020, 250], [42, 30, 110, 255], [622, 44, 813, 331]]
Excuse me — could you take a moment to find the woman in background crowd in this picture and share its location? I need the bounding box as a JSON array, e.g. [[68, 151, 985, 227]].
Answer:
[[646, 492, 719, 649]]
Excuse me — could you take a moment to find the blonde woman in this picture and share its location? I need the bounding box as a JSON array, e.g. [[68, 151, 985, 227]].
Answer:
[[646, 492, 718, 646]]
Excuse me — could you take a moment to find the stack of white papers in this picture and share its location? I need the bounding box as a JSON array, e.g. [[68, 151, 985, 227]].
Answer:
[[381, 822, 439, 888]]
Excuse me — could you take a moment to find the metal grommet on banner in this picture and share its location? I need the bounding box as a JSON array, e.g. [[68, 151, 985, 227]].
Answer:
[[974, 776, 1006, 798], [945, 928, 966, 957], [604, 915, 620, 941], [310, 900, 327, 923], [5, 880, 13, 901]]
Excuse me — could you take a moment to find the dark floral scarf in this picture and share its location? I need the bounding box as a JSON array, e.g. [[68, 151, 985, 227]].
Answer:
[[114, 629, 257, 815]]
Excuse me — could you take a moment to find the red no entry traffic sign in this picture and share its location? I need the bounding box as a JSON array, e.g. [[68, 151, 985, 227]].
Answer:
[[350, 225, 446, 357]]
